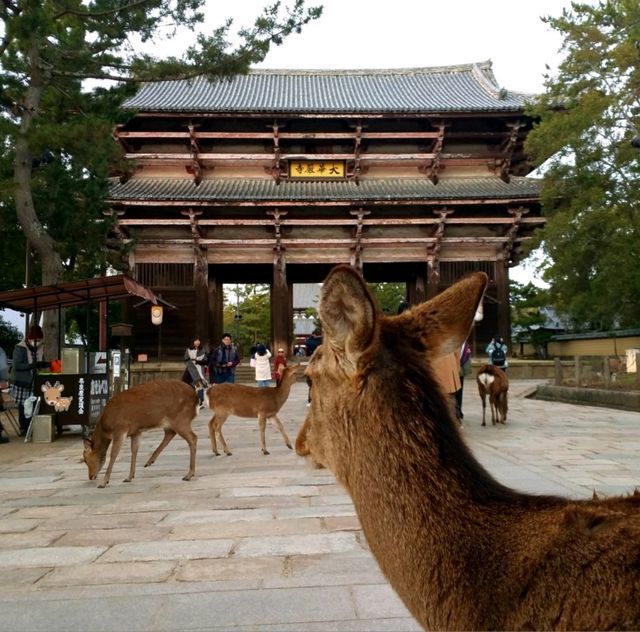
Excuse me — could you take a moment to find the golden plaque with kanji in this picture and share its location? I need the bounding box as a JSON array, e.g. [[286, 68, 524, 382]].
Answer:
[[288, 160, 346, 179]]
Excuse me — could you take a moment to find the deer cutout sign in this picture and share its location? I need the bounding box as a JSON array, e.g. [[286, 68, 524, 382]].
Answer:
[[296, 265, 640, 631], [41, 380, 73, 412]]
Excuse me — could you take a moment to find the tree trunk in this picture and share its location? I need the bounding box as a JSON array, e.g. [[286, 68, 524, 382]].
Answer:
[[13, 41, 64, 359]]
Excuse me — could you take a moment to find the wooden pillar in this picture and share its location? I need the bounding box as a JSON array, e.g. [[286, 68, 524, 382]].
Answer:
[[494, 259, 510, 348], [99, 301, 108, 351], [271, 258, 292, 355], [208, 273, 224, 349], [407, 267, 427, 306], [194, 247, 209, 343], [427, 258, 439, 300]]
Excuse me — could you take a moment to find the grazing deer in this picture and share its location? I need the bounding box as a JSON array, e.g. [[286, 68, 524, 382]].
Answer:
[[296, 265, 640, 631], [83, 379, 200, 488], [206, 365, 298, 456], [476, 364, 509, 426]]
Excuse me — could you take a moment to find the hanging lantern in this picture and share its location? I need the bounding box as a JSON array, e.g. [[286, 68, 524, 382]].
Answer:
[[151, 305, 163, 325]]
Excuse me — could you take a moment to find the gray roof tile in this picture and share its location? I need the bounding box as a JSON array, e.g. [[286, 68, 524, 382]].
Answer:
[[123, 62, 531, 114], [108, 177, 541, 203]]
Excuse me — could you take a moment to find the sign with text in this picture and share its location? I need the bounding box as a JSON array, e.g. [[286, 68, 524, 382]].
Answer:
[[35, 374, 109, 426], [288, 160, 346, 179]]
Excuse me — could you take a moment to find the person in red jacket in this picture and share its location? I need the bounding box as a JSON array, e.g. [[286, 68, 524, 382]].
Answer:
[[273, 348, 287, 386]]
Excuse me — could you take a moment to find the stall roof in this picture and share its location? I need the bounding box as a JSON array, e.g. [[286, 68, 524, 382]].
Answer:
[[0, 275, 158, 313]]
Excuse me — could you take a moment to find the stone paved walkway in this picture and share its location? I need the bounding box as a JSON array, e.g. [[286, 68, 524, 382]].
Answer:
[[0, 380, 638, 631]]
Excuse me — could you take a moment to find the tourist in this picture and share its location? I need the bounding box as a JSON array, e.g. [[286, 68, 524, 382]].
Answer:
[[208, 333, 240, 384]]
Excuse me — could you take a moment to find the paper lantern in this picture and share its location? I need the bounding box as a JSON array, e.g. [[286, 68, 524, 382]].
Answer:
[[151, 305, 163, 325]]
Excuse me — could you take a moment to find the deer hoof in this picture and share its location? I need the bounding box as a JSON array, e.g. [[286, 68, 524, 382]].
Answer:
[[182, 474, 193, 481], [262, 449, 270, 455], [481, 422, 486, 427], [286, 443, 293, 449], [212, 451, 220, 457], [123, 478, 132, 483], [225, 451, 232, 456], [97, 483, 108, 489]]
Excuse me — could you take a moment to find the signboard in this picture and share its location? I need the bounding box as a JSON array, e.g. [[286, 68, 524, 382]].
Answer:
[[35, 374, 109, 426], [288, 160, 346, 179]]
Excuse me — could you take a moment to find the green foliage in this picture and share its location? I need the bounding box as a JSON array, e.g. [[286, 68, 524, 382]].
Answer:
[[525, 0, 640, 330], [0, 315, 22, 354], [223, 285, 271, 357], [368, 282, 406, 315], [510, 281, 549, 331], [0, 0, 322, 317]]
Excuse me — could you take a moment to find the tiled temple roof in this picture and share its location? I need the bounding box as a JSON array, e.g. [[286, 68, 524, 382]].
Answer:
[[123, 62, 531, 114], [108, 176, 540, 203]]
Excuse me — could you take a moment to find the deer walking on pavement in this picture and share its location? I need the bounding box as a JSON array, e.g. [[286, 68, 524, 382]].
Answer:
[[83, 379, 200, 488], [206, 365, 298, 456], [296, 264, 640, 631], [476, 363, 509, 426]]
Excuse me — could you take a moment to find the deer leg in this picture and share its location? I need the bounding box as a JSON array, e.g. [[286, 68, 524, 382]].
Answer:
[[208, 414, 220, 455], [214, 416, 232, 456], [259, 413, 269, 455], [480, 392, 487, 426], [99, 432, 126, 488], [174, 425, 198, 481], [145, 428, 176, 468], [270, 414, 292, 449], [124, 433, 141, 482], [490, 397, 498, 425]]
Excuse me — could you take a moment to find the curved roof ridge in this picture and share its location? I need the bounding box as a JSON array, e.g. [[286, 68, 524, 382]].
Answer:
[[246, 61, 494, 76]]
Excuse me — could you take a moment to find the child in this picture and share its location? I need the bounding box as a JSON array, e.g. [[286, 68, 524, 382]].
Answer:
[[252, 344, 272, 387], [273, 348, 287, 386]]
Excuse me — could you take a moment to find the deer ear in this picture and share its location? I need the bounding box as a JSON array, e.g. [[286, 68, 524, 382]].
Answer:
[[320, 265, 377, 371], [397, 272, 487, 359]]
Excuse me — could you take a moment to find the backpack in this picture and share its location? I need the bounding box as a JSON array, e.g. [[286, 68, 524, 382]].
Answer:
[[491, 346, 506, 367]]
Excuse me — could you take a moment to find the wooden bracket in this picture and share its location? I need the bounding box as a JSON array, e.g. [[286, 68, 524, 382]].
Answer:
[[186, 124, 204, 185], [499, 121, 523, 183], [503, 206, 528, 264], [347, 123, 363, 182], [419, 121, 446, 183], [271, 121, 284, 183], [267, 209, 288, 280], [427, 208, 453, 273], [349, 207, 371, 270]]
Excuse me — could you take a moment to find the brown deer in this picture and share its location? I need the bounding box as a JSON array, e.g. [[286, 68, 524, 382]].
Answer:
[[206, 365, 298, 456], [83, 379, 200, 488], [296, 265, 640, 631], [476, 364, 509, 426]]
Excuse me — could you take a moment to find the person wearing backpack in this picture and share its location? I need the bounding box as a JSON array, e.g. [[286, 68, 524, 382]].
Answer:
[[486, 336, 508, 371]]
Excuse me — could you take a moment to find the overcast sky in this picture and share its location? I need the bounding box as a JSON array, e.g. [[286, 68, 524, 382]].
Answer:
[[201, 0, 573, 93], [4, 1, 575, 331]]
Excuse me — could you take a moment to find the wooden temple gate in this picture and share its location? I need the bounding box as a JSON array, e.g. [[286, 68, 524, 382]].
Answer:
[[107, 63, 544, 359]]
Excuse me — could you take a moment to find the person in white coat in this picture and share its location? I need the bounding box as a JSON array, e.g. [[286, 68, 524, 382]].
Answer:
[[251, 343, 272, 387]]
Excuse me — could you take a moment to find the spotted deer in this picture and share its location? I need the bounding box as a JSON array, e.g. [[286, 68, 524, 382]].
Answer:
[[296, 265, 640, 631], [476, 363, 509, 426], [82, 379, 200, 488]]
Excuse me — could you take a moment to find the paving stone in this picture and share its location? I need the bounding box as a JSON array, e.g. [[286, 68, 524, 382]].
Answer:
[[0, 518, 40, 533], [100, 539, 233, 562], [174, 556, 284, 582], [234, 532, 359, 557], [1, 529, 66, 549], [351, 583, 415, 619], [168, 517, 324, 540], [160, 508, 274, 526], [0, 545, 106, 568], [55, 527, 172, 547], [38, 560, 176, 587], [0, 380, 638, 631]]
